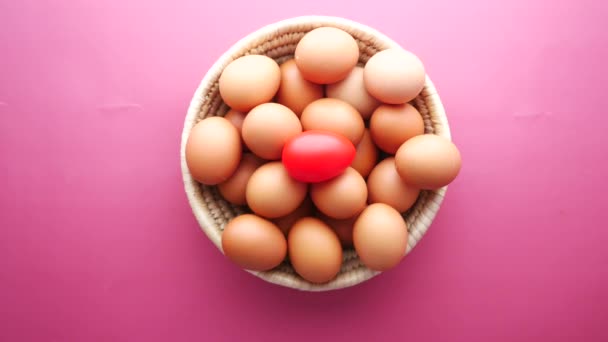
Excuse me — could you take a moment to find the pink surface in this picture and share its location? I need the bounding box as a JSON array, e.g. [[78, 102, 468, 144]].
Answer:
[[1, 1, 607, 341]]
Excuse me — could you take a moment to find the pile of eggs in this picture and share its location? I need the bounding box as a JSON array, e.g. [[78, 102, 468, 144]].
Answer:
[[185, 27, 462, 284]]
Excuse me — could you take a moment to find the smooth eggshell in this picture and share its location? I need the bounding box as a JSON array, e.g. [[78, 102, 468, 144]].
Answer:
[[320, 213, 357, 247], [185, 117, 241, 185], [288, 217, 343, 283], [224, 109, 247, 147], [350, 129, 378, 178], [370, 103, 424, 154], [295, 27, 359, 84], [395, 134, 462, 189], [353, 203, 408, 271], [218, 154, 265, 205], [272, 196, 315, 236], [282, 130, 356, 183], [310, 167, 367, 219], [367, 158, 420, 213], [221, 214, 287, 271], [276, 59, 324, 116], [242, 103, 302, 160], [364, 48, 425, 104], [219, 55, 281, 112], [246, 162, 308, 218], [326, 66, 380, 119], [300, 98, 365, 145]]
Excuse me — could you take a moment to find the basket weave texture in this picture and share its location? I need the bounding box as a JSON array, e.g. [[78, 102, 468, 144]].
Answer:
[[180, 16, 451, 291]]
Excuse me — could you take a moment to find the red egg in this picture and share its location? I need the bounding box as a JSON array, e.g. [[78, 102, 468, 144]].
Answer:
[[282, 130, 356, 183]]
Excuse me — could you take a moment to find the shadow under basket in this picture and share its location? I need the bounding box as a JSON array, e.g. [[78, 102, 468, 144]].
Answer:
[[180, 16, 452, 291]]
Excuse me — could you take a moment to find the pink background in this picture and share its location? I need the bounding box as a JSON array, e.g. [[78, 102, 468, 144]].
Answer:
[[1, 1, 607, 341]]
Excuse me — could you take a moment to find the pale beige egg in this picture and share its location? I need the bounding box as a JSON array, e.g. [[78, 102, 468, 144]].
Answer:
[[219, 55, 281, 112], [364, 48, 425, 104]]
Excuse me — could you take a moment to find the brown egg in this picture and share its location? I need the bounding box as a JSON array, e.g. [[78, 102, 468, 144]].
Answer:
[[288, 217, 342, 283], [301, 98, 365, 145], [185, 117, 241, 185], [295, 27, 359, 84], [350, 129, 378, 178], [219, 55, 281, 112], [320, 214, 357, 247], [224, 109, 246, 145], [353, 203, 408, 271], [218, 154, 265, 205], [242, 103, 302, 160], [311, 167, 367, 219], [221, 214, 287, 271], [370, 103, 424, 154], [246, 162, 308, 218], [276, 59, 324, 117], [364, 48, 426, 104], [326, 66, 380, 119], [367, 158, 420, 212], [395, 134, 462, 189], [272, 196, 314, 236]]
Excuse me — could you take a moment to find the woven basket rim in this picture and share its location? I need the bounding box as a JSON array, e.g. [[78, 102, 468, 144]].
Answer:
[[180, 15, 451, 291]]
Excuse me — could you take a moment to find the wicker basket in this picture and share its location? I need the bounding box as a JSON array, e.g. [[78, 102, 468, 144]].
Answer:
[[180, 16, 451, 291]]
